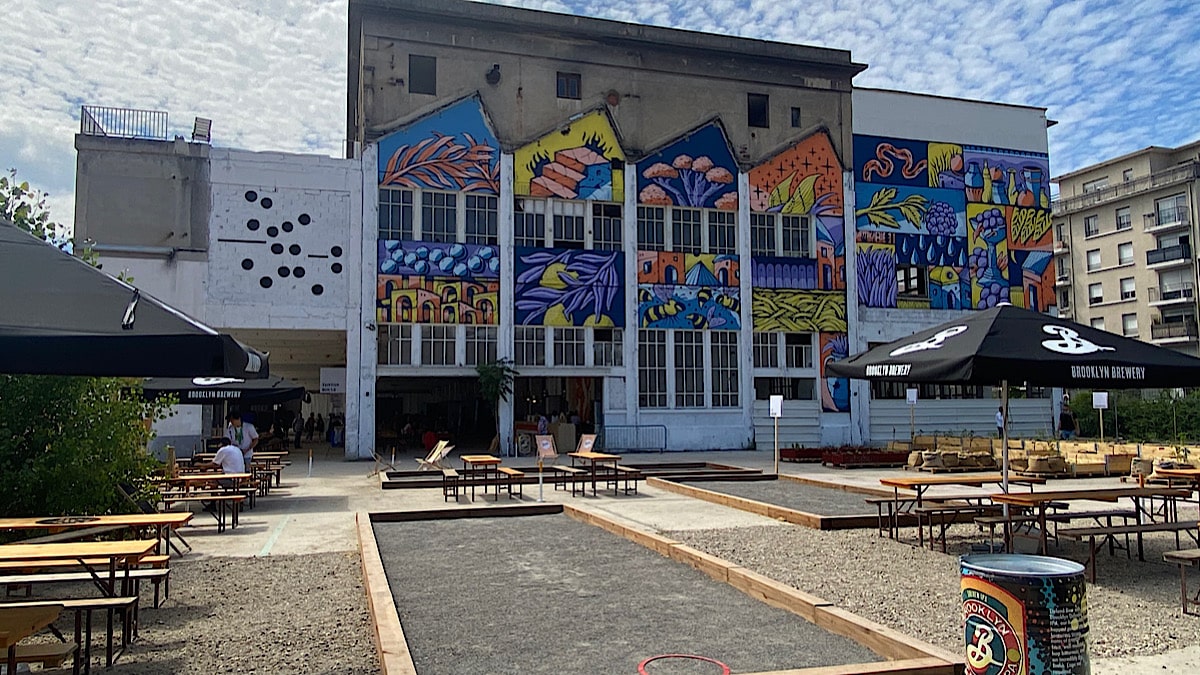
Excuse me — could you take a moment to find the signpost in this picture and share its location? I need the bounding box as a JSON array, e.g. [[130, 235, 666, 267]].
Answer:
[[535, 435, 556, 503], [1092, 391, 1109, 442], [906, 388, 918, 441], [769, 395, 783, 474]]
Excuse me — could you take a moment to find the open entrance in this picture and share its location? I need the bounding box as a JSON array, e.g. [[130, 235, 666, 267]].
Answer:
[[514, 376, 602, 454], [376, 376, 490, 453]]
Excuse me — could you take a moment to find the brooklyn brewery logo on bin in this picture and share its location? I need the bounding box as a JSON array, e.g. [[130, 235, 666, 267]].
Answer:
[[1041, 325, 1146, 381]]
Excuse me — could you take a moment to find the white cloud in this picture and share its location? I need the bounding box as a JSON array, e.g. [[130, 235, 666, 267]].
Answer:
[[1, 0, 1197, 233]]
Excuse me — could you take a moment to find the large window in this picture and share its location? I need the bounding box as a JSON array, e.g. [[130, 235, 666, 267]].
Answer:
[[377, 325, 412, 365], [1120, 277, 1136, 301], [638, 329, 667, 408], [752, 332, 778, 368], [594, 328, 623, 367], [552, 201, 586, 248], [640, 207, 740, 254], [708, 211, 737, 254], [592, 203, 622, 250], [1091, 317, 1105, 331], [421, 192, 457, 243], [1088, 282, 1103, 305], [751, 213, 812, 257], [515, 327, 545, 366], [781, 215, 812, 257], [421, 325, 456, 365], [408, 55, 437, 95], [465, 326, 497, 366], [710, 332, 739, 407], [1086, 249, 1101, 271], [637, 206, 666, 251], [465, 194, 498, 245], [1117, 242, 1134, 266], [379, 188, 414, 240], [785, 333, 814, 368], [674, 330, 705, 408], [672, 208, 703, 254], [1084, 215, 1099, 237], [515, 198, 547, 247], [897, 265, 927, 297], [1122, 313, 1138, 337], [753, 332, 813, 370], [747, 93, 769, 128], [751, 214, 775, 257], [871, 382, 987, 400], [553, 328, 585, 366], [1156, 194, 1188, 225], [1115, 207, 1131, 231], [755, 377, 815, 400]]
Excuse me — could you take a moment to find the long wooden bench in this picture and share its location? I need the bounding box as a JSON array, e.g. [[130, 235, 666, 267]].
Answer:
[[1060, 521, 1200, 582], [160, 494, 244, 532], [441, 468, 460, 502], [497, 467, 524, 500], [918, 502, 1003, 553], [867, 492, 995, 540], [1164, 548, 1200, 615], [6, 596, 139, 673], [1, 566, 170, 608], [8, 642, 77, 672], [550, 465, 585, 496], [606, 465, 641, 496]]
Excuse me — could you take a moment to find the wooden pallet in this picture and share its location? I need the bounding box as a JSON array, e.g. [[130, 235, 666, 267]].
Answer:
[[918, 465, 995, 474]]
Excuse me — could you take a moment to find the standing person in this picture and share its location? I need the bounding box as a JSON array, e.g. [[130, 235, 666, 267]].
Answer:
[[996, 406, 1005, 438], [225, 411, 259, 464], [305, 413, 316, 441], [292, 413, 304, 449], [1058, 398, 1078, 440], [537, 413, 549, 436], [316, 414, 326, 441]]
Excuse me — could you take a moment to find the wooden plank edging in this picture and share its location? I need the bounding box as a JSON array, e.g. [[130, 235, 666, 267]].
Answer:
[[356, 513, 418, 675], [648, 476, 824, 528], [742, 658, 959, 675], [778, 473, 896, 497]]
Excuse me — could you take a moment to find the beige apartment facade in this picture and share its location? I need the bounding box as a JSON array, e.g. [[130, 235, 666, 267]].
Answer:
[[1053, 141, 1200, 355]]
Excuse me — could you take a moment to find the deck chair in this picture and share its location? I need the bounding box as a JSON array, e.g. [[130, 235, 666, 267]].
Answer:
[[535, 435, 558, 463], [416, 440, 454, 471], [576, 433, 598, 453], [370, 446, 399, 477], [118, 482, 191, 556]]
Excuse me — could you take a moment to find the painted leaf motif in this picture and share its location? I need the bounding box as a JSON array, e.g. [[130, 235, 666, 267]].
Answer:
[[767, 172, 794, 210], [782, 174, 820, 215], [869, 188, 897, 209], [896, 194, 930, 228], [866, 210, 898, 228]]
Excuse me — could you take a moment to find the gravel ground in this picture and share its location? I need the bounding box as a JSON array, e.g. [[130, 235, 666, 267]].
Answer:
[[683, 478, 875, 516], [672, 520, 1200, 659], [374, 514, 879, 675], [30, 552, 379, 674]]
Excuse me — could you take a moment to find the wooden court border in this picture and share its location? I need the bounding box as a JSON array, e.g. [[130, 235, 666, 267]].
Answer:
[[648, 476, 881, 530]]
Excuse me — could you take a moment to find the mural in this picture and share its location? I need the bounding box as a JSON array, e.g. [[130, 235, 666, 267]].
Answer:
[[751, 257, 818, 290], [638, 285, 741, 330], [820, 332, 849, 412], [751, 290, 846, 333], [377, 276, 498, 325], [853, 133, 1053, 312], [515, 110, 624, 201], [636, 122, 738, 210], [378, 240, 499, 280], [513, 247, 624, 327], [637, 252, 740, 286], [749, 132, 846, 292], [376, 96, 500, 194]]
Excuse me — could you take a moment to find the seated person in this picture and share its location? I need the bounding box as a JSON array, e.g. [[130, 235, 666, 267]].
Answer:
[[197, 441, 246, 489]]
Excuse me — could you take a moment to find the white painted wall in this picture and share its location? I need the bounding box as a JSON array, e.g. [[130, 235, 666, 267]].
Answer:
[[752, 400, 821, 450], [636, 410, 752, 451], [869, 399, 1054, 440], [148, 405, 205, 459], [94, 255, 208, 323], [853, 89, 1050, 153]]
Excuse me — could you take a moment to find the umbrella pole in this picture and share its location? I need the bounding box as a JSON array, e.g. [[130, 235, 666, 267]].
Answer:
[[1001, 380, 1010, 529]]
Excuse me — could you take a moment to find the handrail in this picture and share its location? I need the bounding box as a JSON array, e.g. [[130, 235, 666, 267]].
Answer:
[[599, 424, 668, 453], [80, 105, 169, 141], [1052, 162, 1198, 215]]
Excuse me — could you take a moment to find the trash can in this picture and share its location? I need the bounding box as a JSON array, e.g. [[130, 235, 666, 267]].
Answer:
[[961, 554, 1089, 675]]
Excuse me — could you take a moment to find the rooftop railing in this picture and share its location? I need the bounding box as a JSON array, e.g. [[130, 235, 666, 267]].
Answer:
[[80, 105, 169, 141]]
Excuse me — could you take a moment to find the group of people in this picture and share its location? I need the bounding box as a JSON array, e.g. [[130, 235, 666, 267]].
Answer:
[[994, 396, 1079, 440], [290, 412, 345, 448]]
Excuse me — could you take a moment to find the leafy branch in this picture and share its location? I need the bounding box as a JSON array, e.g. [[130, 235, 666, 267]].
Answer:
[[854, 187, 929, 229]]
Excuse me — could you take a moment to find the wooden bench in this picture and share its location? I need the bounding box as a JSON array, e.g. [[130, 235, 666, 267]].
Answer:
[[161, 494, 244, 532], [550, 465, 585, 496], [917, 502, 1003, 552], [0, 554, 170, 573], [441, 468, 460, 502], [867, 493, 994, 540], [1164, 549, 1200, 615], [606, 465, 641, 496], [497, 467, 524, 500], [1, 566, 170, 608], [8, 642, 77, 671], [7, 596, 140, 673], [1060, 521, 1200, 582]]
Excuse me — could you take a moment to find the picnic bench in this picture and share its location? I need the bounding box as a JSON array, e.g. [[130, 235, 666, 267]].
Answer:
[[5, 596, 139, 673], [606, 465, 642, 496], [1060, 521, 1200, 582], [441, 468, 460, 502], [497, 466, 525, 500], [2, 604, 70, 674], [550, 465, 586, 496], [1163, 548, 1200, 615], [160, 493, 244, 532]]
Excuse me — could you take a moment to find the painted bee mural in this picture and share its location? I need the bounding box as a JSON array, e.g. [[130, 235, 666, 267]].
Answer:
[[638, 285, 740, 329]]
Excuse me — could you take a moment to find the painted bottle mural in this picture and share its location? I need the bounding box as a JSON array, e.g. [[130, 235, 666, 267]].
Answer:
[[992, 168, 1007, 205], [964, 161, 984, 202], [1006, 168, 1019, 205]]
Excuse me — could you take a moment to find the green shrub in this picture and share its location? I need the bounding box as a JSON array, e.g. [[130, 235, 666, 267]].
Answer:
[[1068, 390, 1200, 443]]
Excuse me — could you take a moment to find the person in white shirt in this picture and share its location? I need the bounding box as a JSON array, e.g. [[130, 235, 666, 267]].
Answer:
[[198, 442, 245, 489], [225, 411, 259, 463], [996, 406, 1005, 438]]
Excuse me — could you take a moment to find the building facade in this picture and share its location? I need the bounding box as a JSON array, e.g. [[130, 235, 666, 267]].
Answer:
[[1051, 141, 1200, 355], [74, 0, 1060, 458]]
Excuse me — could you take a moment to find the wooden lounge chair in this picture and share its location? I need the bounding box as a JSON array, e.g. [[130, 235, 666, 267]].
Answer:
[[416, 440, 455, 471]]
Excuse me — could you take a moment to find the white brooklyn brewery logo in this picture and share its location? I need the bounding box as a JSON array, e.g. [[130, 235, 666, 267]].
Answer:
[[889, 326, 967, 357], [1040, 325, 1114, 355]]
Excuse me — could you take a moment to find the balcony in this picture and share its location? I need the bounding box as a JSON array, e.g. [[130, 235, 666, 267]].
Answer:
[[1146, 242, 1192, 268], [1145, 209, 1191, 233], [1052, 162, 1200, 215], [1149, 284, 1196, 306], [1151, 320, 1199, 342], [1053, 240, 1070, 255]]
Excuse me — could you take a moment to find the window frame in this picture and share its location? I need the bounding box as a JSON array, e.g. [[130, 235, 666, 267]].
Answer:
[[1088, 282, 1103, 305], [556, 72, 581, 100], [379, 188, 414, 240], [1117, 242, 1134, 266], [710, 332, 739, 408], [420, 325, 457, 366], [1086, 249, 1101, 271], [747, 93, 769, 128], [1115, 207, 1132, 231], [896, 265, 928, 297], [408, 54, 437, 96], [1121, 313, 1138, 337], [638, 329, 668, 408], [1083, 215, 1100, 237], [673, 330, 705, 408], [1119, 277, 1136, 300], [515, 326, 547, 367]]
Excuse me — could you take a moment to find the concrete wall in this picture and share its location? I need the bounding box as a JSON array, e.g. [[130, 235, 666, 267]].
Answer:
[[75, 135, 210, 250], [751, 400, 822, 450], [869, 399, 1053, 441], [853, 89, 1050, 154]]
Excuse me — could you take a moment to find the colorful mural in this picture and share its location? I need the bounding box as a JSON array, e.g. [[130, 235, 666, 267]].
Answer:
[[376, 96, 500, 194], [377, 276, 498, 325], [637, 252, 740, 286], [638, 285, 741, 330], [513, 247, 624, 327], [514, 110, 624, 201], [751, 290, 846, 333], [853, 134, 1053, 312], [751, 257, 818, 290], [636, 122, 738, 210], [820, 332, 849, 412], [378, 241, 499, 280]]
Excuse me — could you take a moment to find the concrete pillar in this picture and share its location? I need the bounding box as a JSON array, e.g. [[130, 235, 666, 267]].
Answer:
[[737, 170, 754, 447], [498, 152, 516, 455], [349, 144, 378, 460], [843, 169, 869, 445], [623, 163, 639, 419]]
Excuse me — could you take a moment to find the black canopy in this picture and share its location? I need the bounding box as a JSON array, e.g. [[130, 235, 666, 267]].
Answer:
[[0, 220, 268, 378], [827, 305, 1200, 388], [140, 376, 304, 404]]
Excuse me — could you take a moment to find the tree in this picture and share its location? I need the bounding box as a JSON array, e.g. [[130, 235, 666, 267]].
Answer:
[[1, 168, 65, 243], [476, 358, 518, 453]]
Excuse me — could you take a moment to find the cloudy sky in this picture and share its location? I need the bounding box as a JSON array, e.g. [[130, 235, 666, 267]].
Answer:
[[3, 0, 1198, 231]]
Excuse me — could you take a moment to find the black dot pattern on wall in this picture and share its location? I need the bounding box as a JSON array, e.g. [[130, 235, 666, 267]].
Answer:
[[277, 266, 291, 278], [245, 190, 258, 202], [311, 284, 324, 296], [260, 277, 273, 289], [241, 259, 254, 270], [247, 219, 260, 231], [261, 197, 273, 209], [282, 221, 293, 232], [271, 243, 284, 254], [289, 244, 301, 255], [267, 226, 279, 237], [331, 246, 343, 258], [331, 263, 342, 274], [293, 266, 306, 278], [298, 214, 311, 225]]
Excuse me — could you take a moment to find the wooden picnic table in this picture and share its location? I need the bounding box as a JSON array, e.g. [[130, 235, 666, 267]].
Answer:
[[460, 454, 502, 501], [1, 604, 64, 673], [878, 474, 1045, 539], [991, 486, 1193, 558], [0, 540, 156, 598], [0, 512, 192, 556], [568, 451, 622, 497]]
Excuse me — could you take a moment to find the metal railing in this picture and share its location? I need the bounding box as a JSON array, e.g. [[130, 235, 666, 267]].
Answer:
[[599, 424, 667, 453], [1147, 209, 1191, 231], [80, 105, 169, 141], [1147, 242, 1192, 266], [1149, 284, 1195, 303], [1052, 162, 1199, 215], [1152, 321, 1199, 340]]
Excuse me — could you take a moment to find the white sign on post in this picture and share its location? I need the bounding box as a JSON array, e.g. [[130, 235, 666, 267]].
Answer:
[[320, 367, 347, 394], [906, 388, 919, 405], [1092, 392, 1109, 410], [769, 395, 784, 418]]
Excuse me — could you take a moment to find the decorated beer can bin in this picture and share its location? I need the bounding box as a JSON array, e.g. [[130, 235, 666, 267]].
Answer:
[[961, 554, 1089, 675]]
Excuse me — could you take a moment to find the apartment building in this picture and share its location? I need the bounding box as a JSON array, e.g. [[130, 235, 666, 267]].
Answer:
[[1052, 141, 1200, 355]]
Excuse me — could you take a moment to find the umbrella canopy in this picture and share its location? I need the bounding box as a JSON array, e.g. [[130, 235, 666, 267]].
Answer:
[[140, 376, 305, 404], [0, 220, 268, 378], [827, 304, 1200, 388]]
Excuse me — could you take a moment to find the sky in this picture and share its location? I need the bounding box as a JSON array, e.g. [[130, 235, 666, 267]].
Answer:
[[3, 0, 1198, 233]]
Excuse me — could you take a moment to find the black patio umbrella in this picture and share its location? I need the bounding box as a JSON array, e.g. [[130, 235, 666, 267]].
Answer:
[[827, 304, 1200, 493], [0, 220, 268, 378], [140, 376, 304, 404]]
